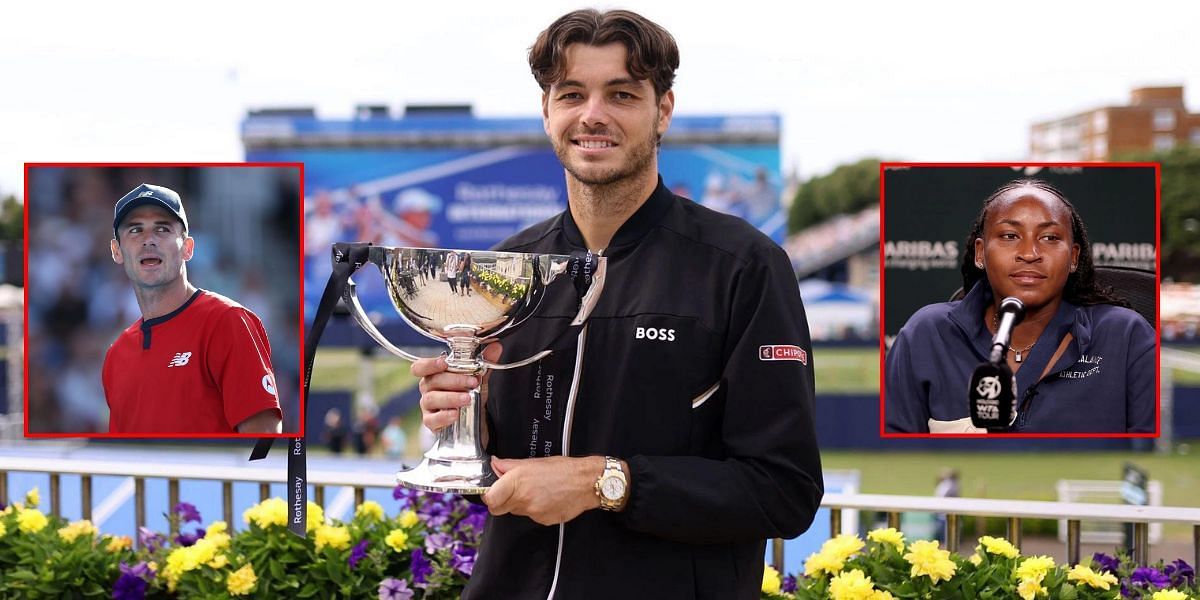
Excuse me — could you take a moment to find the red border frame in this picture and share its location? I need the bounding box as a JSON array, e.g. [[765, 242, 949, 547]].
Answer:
[[878, 161, 1162, 439], [22, 162, 307, 439]]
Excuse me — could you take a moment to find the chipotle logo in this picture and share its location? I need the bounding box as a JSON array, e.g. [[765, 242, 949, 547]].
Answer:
[[759, 345, 807, 365]]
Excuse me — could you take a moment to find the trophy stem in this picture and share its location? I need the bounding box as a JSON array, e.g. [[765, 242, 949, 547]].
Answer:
[[397, 334, 495, 494]]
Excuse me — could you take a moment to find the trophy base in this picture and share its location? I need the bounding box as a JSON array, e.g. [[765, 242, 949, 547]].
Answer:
[[396, 456, 496, 495]]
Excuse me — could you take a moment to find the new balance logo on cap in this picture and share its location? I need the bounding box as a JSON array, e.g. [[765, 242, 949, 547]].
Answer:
[[137, 190, 156, 199], [168, 352, 192, 367]]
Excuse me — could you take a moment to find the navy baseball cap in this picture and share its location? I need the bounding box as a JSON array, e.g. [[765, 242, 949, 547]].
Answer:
[[113, 183, 188, 238]]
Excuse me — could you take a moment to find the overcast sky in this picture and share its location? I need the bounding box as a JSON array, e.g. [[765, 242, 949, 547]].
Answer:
[[2, 0, 1198, 198]]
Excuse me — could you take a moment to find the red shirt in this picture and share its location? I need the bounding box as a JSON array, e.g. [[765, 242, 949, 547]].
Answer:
[[102, 290, 282, 433]]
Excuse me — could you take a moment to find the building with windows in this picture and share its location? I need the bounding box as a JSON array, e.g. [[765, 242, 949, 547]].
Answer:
[[1030, 86, 1200, 160]]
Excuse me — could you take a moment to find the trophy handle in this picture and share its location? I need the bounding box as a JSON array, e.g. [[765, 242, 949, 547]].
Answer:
[[571, 255, 607, 326], [343, 277, 429, 363]]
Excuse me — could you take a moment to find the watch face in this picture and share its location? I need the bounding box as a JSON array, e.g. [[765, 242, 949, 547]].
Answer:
[[601, 476, 626, 500]]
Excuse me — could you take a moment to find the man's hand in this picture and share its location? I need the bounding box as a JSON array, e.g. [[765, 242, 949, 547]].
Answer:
[[482, 455, 605, 526], [413, 343, 502, 438]]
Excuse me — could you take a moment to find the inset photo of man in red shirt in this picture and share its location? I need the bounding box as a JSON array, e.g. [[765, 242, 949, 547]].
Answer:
[[24, 164, 302, 436]]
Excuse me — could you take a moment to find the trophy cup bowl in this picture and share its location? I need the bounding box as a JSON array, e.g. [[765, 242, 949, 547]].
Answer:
[[341, 246, 606, 494]]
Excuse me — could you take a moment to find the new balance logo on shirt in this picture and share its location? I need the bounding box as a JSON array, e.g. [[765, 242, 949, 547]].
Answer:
[[168, 352, 192, 367]]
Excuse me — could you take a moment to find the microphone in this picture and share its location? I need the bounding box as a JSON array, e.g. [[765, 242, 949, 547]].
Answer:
[[968, 297, 1025, 430]]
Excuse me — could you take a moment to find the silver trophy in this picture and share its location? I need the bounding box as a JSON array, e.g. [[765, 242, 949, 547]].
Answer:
[[342, 246, 606, 494]]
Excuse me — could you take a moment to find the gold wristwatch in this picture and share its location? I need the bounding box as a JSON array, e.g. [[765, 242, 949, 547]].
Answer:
[[594, 456, 628, 511]]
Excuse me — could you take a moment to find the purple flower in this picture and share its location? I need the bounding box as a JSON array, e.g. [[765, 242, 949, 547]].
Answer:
[[172, 502, 202, 524], [112, 572, 147, 600], [425, 532, 453, 554], [136, 527, 166, 554], [455, 512, 486, 544], [410, 548, 433, 586], [173, 528, 205, 547], [782, 575, 798, 594], [1092, 552, 1122, 574], [113, 562, 153, 600], [419, 502, 451, 528], [392, 486, 421, 509], [119, 562, 155, 581], [378, 577, 414, 600], [1131, 567, 1171, 588], [1163, 559, 1195, 586], [348, 539, 370, 569], [451, 544, 476, 576]]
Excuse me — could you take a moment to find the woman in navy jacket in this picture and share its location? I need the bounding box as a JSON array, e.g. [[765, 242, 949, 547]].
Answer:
[[885, 179, 1156, 433]]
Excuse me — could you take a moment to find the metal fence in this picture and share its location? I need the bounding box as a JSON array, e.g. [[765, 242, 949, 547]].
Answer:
[[3, 456, 1198, 574]]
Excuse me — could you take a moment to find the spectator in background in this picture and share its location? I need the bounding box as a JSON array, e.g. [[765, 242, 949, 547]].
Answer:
[[324, 408, 347, 454], [381, 416, 408, 461], [934, 468, 960, 542]]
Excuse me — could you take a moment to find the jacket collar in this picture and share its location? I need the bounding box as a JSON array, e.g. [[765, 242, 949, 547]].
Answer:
[[948, 281, 1080, 367], [561, 176, 675, 256]]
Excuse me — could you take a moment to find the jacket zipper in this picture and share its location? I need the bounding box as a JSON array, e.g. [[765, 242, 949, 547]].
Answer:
[[545, 323, 589, 600]]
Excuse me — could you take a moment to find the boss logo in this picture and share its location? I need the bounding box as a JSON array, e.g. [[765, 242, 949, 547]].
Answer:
[[635, 327, 676, 341]]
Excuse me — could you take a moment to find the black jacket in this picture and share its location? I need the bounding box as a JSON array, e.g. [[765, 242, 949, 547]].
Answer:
[[465, 179, 823, 600]]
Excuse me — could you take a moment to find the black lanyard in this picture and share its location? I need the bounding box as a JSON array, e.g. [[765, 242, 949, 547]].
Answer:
[[249, 242, 372, 537]]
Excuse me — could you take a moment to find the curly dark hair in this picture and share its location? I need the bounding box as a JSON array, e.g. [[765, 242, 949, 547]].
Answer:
[[528, 9, 679, 99], [959, 178, 1129, 308]]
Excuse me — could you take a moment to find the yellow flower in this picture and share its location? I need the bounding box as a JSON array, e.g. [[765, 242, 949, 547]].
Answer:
[[1067, 564, 1118, 590], [25, 487, 40, 509], [242, 497, 288, 529], [968, 553, 983, 566], [148, 561, 158, 573], [399, 510, 419, 529], [978, 535, 1020, 559], [1151, 591, 1191, 600], [870, 591, 896, 600], [1017, 577, 1045, 600], [106, 535, 132, 553], [824, 534, 866, 562], [307, 502, 325, 532], [208, 554, 229, 569], [385, 528, 410, 553], [903, 540, 957, 583], [829, 569, 876, 600], [0, 521, 6, 538], [762, 564, 782, 595], [17, 508, 48, 534], [1015, 556, 1056, 583], [356, 500, 385, 521], [57, 519, 99, 543], [804, 549, 846, 577], [207, 520, 228, 536], [226, 563, 258, 596], [867, 527, 905, 551], [314, 524, 351, 551]]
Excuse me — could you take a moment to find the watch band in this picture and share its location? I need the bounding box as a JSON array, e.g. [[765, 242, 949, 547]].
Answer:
[[594, 456, 628, 511]]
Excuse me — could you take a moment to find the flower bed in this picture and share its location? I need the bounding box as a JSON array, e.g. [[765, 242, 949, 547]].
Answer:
[[1, 486, 1195, 598], [765, 528, 1197, 600]]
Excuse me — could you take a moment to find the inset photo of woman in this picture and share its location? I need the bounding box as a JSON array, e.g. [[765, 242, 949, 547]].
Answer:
[[882, 164, 1158, 436]]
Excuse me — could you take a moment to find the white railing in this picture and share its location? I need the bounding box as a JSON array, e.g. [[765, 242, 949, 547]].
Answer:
[[4, 456, 1198, 574]]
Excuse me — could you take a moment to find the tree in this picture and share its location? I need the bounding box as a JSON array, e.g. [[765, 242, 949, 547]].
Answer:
[[787, 158, 881, 235], [1117, 147, 1200, 282], [0, 195, 20, 242]]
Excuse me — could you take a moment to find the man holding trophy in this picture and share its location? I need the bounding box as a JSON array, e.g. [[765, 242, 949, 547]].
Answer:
[[408, 9, 823, 599]]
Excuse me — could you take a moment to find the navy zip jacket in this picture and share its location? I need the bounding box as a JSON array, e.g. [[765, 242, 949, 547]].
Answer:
[[463, 178, 824, 600], [885, 281, 1155, 433]]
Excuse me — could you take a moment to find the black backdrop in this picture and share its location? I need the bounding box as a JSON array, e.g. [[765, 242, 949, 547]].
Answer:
[[883, 165, 1157, 338]]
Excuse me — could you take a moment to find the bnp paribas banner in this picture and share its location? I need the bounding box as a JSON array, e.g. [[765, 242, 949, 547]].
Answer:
[[883, 165, 1158, 339], [245, 113, 784, 322]]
